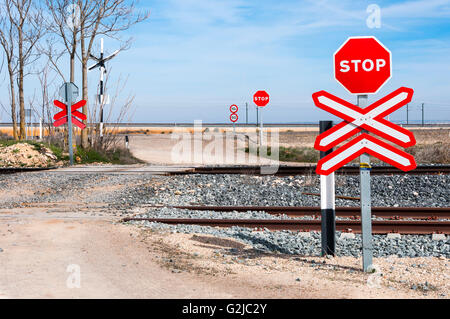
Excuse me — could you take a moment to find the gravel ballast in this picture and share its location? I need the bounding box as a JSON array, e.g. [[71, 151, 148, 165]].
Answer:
[[2, 172, 448, 208], [1, 171, 449, 258], [131, 220, 449, 259]]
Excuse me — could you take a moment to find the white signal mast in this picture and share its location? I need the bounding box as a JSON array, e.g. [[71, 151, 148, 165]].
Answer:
[[88, 38, 120, 139]]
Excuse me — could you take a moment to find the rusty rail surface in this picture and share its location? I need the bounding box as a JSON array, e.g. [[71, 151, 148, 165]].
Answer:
[[145, 205, 450, 219], [123, 217, 450, 234], [170, 165, 450, 176]]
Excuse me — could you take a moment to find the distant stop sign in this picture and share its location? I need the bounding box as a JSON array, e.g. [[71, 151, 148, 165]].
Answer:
[[253, 91, 270, 107], [334, 36, 392, 94]]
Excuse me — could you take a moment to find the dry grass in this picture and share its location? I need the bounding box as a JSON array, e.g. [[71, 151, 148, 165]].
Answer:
[[274, 129, 450, 164], [409, 143, 450, 164]]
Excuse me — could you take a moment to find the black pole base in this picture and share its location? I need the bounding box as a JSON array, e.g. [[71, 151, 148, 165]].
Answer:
[[321, 208, 336, 256]]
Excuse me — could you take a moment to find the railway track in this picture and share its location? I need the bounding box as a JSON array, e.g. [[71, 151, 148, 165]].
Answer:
[[0, 167, 54, 175], [144, 205, 450, 219], [124, 206, 450, 234], [1, 164, 449, 176], [170, 165, 450, 176], [123, 217, 450, 235]]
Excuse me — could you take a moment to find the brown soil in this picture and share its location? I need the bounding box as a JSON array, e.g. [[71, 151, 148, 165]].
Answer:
[[0, 143, 61, 168]]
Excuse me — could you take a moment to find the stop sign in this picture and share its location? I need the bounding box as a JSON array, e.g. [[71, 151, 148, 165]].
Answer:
[[334, 36, 392, 95], [253, 91, 270, 107]]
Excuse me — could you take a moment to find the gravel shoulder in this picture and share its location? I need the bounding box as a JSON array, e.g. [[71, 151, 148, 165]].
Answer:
[[129, 228, 450, 299]]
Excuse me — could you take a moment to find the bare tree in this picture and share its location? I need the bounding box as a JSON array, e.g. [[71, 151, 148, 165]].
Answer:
[[78, 0, 149, 148], [0, 1, 18, 139], [44, 0, 79, 82], [36, 61, 59, 138], [0, 0, 44, 140], [89, 72, 135, 150], [43, 0, 148, 149], [43, 0, 82, 149]]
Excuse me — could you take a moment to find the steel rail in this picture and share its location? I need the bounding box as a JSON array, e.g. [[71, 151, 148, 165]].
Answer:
[[0, 167, 55, 175], [170, 165, 450, 176], [1, 165, 448, 176], [123, 217, 450, 234], [145, 205, 450, 219]]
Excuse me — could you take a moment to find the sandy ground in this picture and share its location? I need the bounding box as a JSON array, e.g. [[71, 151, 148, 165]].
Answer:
[[0, 205, 448, 299], [0, 209, 238, 299]]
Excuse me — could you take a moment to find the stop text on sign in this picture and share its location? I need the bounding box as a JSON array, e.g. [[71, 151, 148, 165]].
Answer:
[[254, 96, 269, 103], [339, 59, 386, 73]]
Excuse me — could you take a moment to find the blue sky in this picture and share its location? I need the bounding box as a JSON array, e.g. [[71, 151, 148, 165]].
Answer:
[[3, 0, 450, 124], [58, 0, 450, 123]]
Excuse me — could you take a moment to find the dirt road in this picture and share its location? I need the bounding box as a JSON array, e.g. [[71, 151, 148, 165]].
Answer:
[[0, 209, 244, 298], [1, 208, 447, 299], [128, 134, 278, 166]]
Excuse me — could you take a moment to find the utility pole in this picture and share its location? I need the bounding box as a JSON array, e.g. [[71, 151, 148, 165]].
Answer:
[[406, 104, 409, 125], [422, 103, 425, 127], [246, 102, 248, 125]]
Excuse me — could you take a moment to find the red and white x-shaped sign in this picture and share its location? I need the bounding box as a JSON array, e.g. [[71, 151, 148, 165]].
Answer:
[[313, 87, 415, 151], [313, 87, 417, 175], [53, 100, 87, 130]]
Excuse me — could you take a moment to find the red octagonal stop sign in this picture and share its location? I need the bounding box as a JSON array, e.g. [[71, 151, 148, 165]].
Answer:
[[334, 36, 392, 95], [253, 90, 270, 107]]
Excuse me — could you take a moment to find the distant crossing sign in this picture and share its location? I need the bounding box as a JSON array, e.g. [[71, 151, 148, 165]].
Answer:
[[53, 99, 87, 130]]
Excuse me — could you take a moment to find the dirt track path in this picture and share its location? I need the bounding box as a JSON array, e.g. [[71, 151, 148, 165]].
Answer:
[[0, 210, 239, 299], [128, 134, 277, 166]]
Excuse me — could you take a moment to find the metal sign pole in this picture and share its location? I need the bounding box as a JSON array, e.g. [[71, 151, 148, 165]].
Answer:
[[358, 94, 373, 272], [406, 104, 409, 125], [66, 84, 74, 166], [320, 121, 335, 256], [100, 39, 105, 142], [259, 108, 263, 146], [422, 103, 425, 127]]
